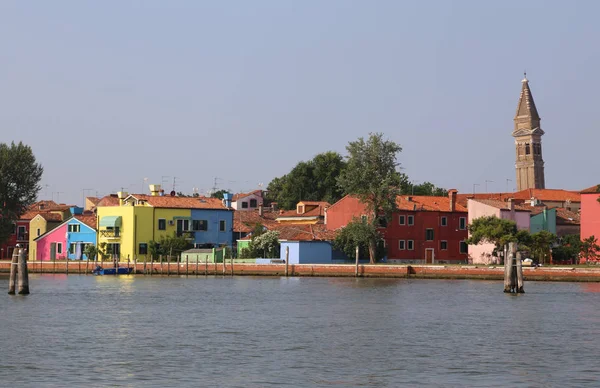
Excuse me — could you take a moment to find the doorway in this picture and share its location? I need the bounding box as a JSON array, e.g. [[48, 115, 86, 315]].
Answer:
[[425, 248, 435, 264]]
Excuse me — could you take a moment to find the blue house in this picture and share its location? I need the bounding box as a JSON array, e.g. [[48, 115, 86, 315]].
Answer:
[[66, 214, 97, 260], [190, 207, 233, 248], [280, 240, 333, 264]]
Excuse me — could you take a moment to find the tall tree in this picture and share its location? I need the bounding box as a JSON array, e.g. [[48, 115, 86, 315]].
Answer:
[[337, 133, 402, 263], [333, 218, 386, 262], [0, 142, 43, 244], [529, 230, 556, 265], [466, 216, 523, 260], [266, 151, 346, 209], [580, 236, 600, 264]]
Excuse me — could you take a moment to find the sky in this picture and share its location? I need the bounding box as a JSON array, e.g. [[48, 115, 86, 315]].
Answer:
[[1, 1, 599, 207]]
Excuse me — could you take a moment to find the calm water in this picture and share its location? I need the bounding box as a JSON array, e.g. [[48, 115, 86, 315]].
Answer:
[[1, 275, 600, 387]]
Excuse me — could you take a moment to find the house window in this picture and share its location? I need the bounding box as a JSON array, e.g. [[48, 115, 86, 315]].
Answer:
[[241, 202, 248, 209], [459, 217, 467, 230], [193, 220, 208, 231], [425, 229, 434, 241], [158, 219, 166, 230], [11, 223, 16, 235], [377, 216, 388, 227], [57, 243, 63, 255], [37, 228, 41, 237], [249, 199, 258, 208], [69, 243, 77, 254], [399, 215, 406, 225], [440, 241, 448, 250], [68, 224, 80, 233], [460, 241, 468, 254], [177, 219, 190, 231], [399, 240, 406, 250], [219, 220, 226, 232], [407, 215, 414, 226], [106, 226, 120, 237], [407, 240, 414, 250], [139, 243, 148, 255], [441, 217, 447, 226]]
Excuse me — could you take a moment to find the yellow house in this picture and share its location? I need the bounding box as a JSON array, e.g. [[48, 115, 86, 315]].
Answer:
[[96, 185, 230, 260], [276, 201, 330, 225]]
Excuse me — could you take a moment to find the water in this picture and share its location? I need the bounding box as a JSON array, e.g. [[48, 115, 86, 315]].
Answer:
[[1, 275, 600, 387]]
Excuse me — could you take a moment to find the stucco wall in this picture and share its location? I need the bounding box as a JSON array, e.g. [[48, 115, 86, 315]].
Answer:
[[232, 194, 263, 210], [530, 209, 556, 234], [36, 223, 68, 261], [191, 209, 233, 247], [66, 220, 97, 260]]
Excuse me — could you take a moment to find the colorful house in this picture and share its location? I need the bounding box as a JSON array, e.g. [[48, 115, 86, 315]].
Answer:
[[580, 185, 600, 259], [529, 207, 557, 235], [326, 191, 469, 264], [28, 205, 76, 261], [96, 185, 233, 260], [276, 201, 330, 224], [232, 190, 264, 211], [32, 214, 97, 261], [278, 224, 336, 264], [467, 199, 531, 264]]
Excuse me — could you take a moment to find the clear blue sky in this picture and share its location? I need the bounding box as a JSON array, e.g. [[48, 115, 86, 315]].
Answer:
[[1, 1, 598, 206]]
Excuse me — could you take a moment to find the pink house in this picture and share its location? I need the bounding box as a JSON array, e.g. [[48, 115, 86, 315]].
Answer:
[[232, 190, 264, 211], [34, 223, 68, 261], [467, 199, 531, 264]]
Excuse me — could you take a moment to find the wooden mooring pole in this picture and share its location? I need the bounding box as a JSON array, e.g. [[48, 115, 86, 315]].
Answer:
[[504, 242, 524, 293], [355, 245, 360, 278], [8, 249, 18, 294], [17, 249, 29, 295], [285, 246, 289, 277]]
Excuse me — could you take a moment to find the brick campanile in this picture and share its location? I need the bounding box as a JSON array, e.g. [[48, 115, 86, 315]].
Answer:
[[513, 75, 545, 191]]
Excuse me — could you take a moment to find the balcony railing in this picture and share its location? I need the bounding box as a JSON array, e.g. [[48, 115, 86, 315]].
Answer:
[[17, 233, 28, 241], [100, 230, 120, 238], [176, 231, 195, 240]]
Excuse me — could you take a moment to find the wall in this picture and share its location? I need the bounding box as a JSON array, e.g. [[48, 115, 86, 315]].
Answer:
[[36, 223, 68, 261], [581, 194, 600, 243], [298, 241, 332, 264], [66, 220, 97, 260], [191, 209, 233, 247], [280, 241, 301, 264], [530, 209, 557, 234], [468, 201, 501, 264], [97, 206, 135, 260], [237, 240, 251, 257], [232, 193, 263, 210], [325, 196, 367, 230], [153, 208, 190, 242]]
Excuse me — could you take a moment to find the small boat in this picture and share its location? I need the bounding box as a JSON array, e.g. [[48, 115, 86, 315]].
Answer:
[[93, 266, 133, 275]]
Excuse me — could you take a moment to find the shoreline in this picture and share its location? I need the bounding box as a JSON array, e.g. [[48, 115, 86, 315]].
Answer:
[[1, 261, 600, 282]]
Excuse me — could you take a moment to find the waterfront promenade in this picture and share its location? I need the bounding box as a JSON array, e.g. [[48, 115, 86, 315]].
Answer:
[[2, 260, 600, 281]]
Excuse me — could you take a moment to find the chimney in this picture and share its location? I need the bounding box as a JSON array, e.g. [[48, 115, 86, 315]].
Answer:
[[117, 191, 128, 206], [508, 198, 514, 212], [258, 205, 264, 217], [149, 184, 161, 197], [448, 189, 457, 212], [271, 202, 278, 211], [222, 192, 232, 208]]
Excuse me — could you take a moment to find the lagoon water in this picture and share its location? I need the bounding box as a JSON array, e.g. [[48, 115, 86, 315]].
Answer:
[[1, 275, 600, 387]]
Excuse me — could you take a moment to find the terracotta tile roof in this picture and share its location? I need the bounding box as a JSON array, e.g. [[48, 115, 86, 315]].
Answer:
[[277, 201, 331, 219], [28, 200, 58, 210], [96, 195, 120, 207], [555, 208, 580, 226], [581, 185, 600, 194], [75, 214, 97, 229], [396, 195, 467, 213], [456, 193, 513, 207], [128, 194, 229, 210], [512, 189, 580, 202], [37, 212, 64, 222], [86, 197, 101, 205], [241, 224, 335, 242], [471, 199, 531, 212], [232, 190, 263, 201], [298, 201, 330, 206], [233, 209, 279, 233]]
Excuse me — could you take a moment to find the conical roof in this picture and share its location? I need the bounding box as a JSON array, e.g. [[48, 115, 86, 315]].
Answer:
[[515, 77, 540, 121]]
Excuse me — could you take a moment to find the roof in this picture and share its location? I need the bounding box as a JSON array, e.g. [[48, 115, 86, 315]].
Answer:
[[34, 215, 97, 242], [555, 208, 580, 226], [233, 209, 279, 233], [38, 213, 64, 222], [511, 189, 580, 203], [86, 197, 101, 205], [232, 190, 263, 201], [241, 224, 335, 242], [515, 78, 540, 122], [95, 195, 120, 207], [125, 194, 229, 210], [470, 199, 531, 212], [581, 185, 600, 194], [396, 196, 467, 213], [74, 214, 97, 229], [277, 201, 331, 219], [456, 193, 513, 207]]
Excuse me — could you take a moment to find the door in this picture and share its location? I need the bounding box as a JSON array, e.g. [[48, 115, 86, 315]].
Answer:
[[50, 243, 56, 261], [425, 248, 434, 264]]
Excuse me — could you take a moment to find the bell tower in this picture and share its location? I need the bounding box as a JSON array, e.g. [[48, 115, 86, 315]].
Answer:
[[513, 75, 545, 191]]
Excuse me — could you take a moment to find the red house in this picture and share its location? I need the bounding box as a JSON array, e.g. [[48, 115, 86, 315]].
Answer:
[[326, 190, 469, 264], [580, 185, 600, 261]]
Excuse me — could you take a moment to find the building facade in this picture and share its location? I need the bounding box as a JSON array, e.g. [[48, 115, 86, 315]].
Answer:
[[580, 185, 600, 259]]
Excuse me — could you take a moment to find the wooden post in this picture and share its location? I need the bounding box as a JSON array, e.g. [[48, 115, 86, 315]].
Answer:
[[8, 249, 18, 294], [516, 251, 524, 293], [85, 257, 89, 275], [79, 258, 81, 274], [222, 250, 226, 276], [134, 255, 137, 275], [65, 257, 69, 274], [168, 256, 171, 276], [160, 255, 163, 275], [355, 245, 360, 278], [285, 246, 289, 277], [196, 256, 199, 277], [176, 255, 180, 276], [503, 244, 511, 293], [143, 256, 147, 275], [127, 255, 130, 275], [53, 256, 56, 274], [186, 255, 189, 277], [205, 255, 208, 276], [17, 249, 29, 295]]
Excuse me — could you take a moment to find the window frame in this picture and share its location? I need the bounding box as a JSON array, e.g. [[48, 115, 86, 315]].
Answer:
[[460, 241, 468, 254], [68, 224, 80, 233], [219, 220, 226, 232], [440, 240, 448, 250], [407, 240, 414, 250], [249, 199, 258, 208], [459, 217, 467, 230], [158, 219, 166, 231], [57, 242, 63, 255], [139, 243, 148, 255], [398, 240, 406, 250], [440, 216, 447, 227], [407, 215, 414, 226], [192, 219, 208, 232], [241, 201, 249, 209], [399, 215, 406, 225], [426, 228, 434, 241]]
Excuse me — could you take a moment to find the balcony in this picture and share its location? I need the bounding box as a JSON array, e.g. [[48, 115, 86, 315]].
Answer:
[[100, 229, 121, 239], [176, 231, 195, 240], [17, 233, 28, 241]]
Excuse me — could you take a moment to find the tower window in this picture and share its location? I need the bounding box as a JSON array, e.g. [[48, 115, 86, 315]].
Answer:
[[525, 143, 531, 155]]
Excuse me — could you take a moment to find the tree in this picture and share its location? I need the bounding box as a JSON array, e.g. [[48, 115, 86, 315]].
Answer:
[[333, 218, 386, 262], [337, 133, 402, 263], [84, 244, 97, 261], [266, 151, 347, 209], [580, 236, 600, 264], [251, 230, 280, 258], [553, 234, 581, 264], [406, 181, 448, 196], [466, 216, 527, 261], [210, 190, 228, 199], [529, 230, 556, 265], [149, 233, 192, 260], [0, 142, 43, 244]]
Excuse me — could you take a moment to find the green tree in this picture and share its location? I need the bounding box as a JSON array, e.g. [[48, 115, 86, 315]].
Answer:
[[210, 190, 228, 199], [333, 218, 386, 262], [251, 230, 280, 258], [466, 216, 530, 261], [84, 244, 97, 261], [553, 234, 581, 264], [149, 233, 192, 260], [266, 151, 347, 209], [0, 142, 44, 244], [529, 230, 556, 265], [580, 235, 600, 264], [337, 133, 402, 263], [406, 181, 448, 196]]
